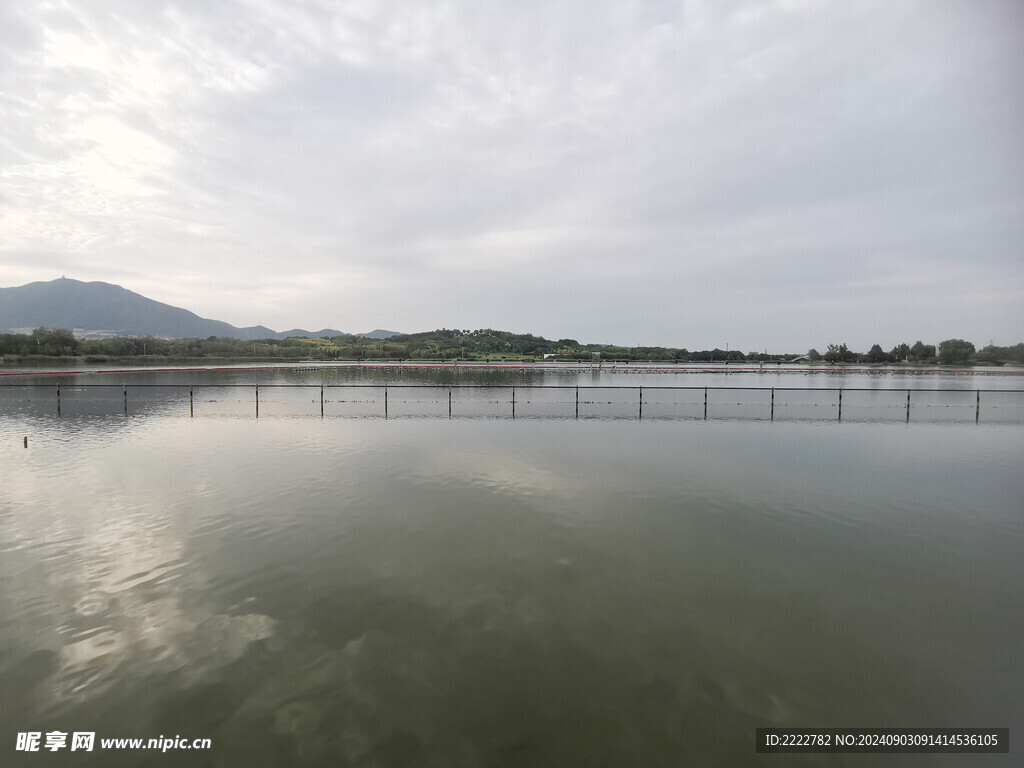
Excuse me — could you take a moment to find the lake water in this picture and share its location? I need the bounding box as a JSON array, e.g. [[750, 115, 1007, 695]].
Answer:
[[1, 365, 1022, 766]]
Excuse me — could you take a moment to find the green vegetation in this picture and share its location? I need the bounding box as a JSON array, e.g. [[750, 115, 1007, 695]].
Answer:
[[2, 328, 1022, 366], [824, 343, 854, 363], [0, 327, 775, 363], [810, 339, 1022, 365], [937, 338, 975, 364], [0, 328, 80, 356]]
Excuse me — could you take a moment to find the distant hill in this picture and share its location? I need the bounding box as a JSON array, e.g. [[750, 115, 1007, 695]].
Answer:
[[276, 328, 348, 339], [358, 329, 401, 339], [0, 277, 395, 340]]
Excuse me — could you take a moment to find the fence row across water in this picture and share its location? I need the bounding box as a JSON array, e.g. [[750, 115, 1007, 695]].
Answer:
[[2, 384, 1023, 422]]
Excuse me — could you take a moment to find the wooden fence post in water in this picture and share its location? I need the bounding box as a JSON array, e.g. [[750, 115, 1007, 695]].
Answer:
[[770, 387, 774, 421], [255, 385, 259, 419], [190, 385, 194, 418], [976, 389, 980, 423], [320, 385, 324, 418], [906, 389, 910, 422], [639, 386, 643, 419], [448, 387, 452, 418], [124, 383, 128, 416], [56, 383, 61, 416], [384, 385, 388, 419], [512, 387, 515, 419], [703, 386, 707, 420], [575, 385, 579, 419], [838, 388, 842, 421]]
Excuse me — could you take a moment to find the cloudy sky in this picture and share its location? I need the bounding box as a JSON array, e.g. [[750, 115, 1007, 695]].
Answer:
[[1, 0, 1021, 350]]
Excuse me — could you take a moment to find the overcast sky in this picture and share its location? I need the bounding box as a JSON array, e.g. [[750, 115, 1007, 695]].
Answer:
[[1, 0, 1021, 350]]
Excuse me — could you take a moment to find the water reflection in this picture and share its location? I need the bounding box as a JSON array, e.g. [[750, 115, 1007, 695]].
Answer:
[[2, 375, 1022, 424], [1, 374, 1022, 766]]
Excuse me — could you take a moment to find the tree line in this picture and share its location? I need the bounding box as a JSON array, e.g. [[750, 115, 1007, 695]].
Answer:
[[810, 339, 1024, 365], [1, 327, 1022, 365]]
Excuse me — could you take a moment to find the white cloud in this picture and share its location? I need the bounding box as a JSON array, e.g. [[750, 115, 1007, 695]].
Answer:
[[0, 0, 1021, 349]]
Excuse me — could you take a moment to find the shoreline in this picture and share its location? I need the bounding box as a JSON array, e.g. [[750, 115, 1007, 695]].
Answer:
[[3, 361, 1023, 378]]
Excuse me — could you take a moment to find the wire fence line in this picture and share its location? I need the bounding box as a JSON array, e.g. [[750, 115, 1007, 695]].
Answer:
[[2, 383, 1022, 422], [4, 383, 1024, 390]]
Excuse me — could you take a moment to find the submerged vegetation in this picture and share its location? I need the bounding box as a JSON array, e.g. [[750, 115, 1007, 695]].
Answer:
[[2, 327, 1022, 365]]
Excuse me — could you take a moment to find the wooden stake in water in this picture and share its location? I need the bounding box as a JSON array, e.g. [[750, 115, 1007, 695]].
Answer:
[[255, 385, 259, 419], [906, 389, 910, 422], [770, 387, 774, 421], [838, 388, 842, 421], [190, 385, 194, 418], [123, 383, 128, 416]]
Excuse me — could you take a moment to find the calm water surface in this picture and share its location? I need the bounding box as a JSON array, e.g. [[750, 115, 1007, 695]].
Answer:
[[1, 368, 1022, 766]]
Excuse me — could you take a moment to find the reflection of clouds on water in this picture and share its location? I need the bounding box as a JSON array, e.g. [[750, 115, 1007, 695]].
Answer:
[[42, 510, 275, 704], [220, 630, 440, 765], [412, 445, 571, 496], [217, 612, 799, 765], [6, 409, 1010, 762], [0, 431, 276, 709]]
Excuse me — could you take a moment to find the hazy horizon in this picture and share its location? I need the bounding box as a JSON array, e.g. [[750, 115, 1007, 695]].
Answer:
[[4, 275, 1014, 354], [2, 1, 1021, 350]]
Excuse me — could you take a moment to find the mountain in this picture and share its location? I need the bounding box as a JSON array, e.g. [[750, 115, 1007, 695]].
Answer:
[[358, 329, 401, 339], [277, 328, 347, 339], [0, 278, 387, 340]]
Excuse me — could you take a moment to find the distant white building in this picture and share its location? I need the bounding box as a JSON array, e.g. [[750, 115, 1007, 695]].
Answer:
[[72, 328, 121, 339]]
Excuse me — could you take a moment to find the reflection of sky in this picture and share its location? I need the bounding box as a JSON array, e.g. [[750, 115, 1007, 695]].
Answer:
[[2, 407, 1022, 758], [3, 365, 1023, 436], [412, 445, 570, 497], [0, 420, 275, 708], [5, 364, 1024, 388]]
